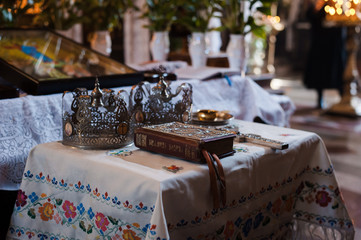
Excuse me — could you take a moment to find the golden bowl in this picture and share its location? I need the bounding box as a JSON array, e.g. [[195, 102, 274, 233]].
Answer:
[[197, 109, 218, 121]]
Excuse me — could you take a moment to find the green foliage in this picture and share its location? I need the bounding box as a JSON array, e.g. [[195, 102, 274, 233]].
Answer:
[[0, 0, 41, 27], [141, 0, 177, 32], [81, 0, 136, 32], [32, 0, 83, 30], [55, 198, 63, 206], [217, 0, 278, 38], [176, 0, 223, 33], [27, 208, 36, 219]]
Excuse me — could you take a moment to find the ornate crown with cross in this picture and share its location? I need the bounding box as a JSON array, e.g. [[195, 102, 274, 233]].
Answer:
[[62, 78, 131, 149], [128, 75, 193, 128]]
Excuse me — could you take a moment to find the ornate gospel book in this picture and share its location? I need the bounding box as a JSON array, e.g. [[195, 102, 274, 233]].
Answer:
[[134, 122, 236, 163]]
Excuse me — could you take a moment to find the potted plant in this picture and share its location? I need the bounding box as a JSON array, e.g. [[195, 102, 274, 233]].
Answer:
[[217, 0, 277, 71], [32, 0, 83, 43], [81, 0, 135, 56], [1, 0, 41, 27], [177, 0, 223, 67], [141, 0, 178, 61], [33, 0, 82, 31]]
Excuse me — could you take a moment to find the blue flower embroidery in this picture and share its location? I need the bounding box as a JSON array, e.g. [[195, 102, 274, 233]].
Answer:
[[24, 170, 33, 178], [77, 203, 85, 215], [29, 192, 39, 203], [176, 219, 188, 227], [235, 217, 242, 228], [325, 167, 333, 174], [37, 233, 48, 240], [88, 207, 95, 219], [242, 218, 252, 237], [51, 177, 58, 185], [112, 196, 121, 205], [253, 213, 264, 229], [142, 224, 150, 233], [328, 219, 337, 226]]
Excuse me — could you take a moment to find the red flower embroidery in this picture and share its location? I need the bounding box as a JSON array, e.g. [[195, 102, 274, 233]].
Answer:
[[38, 202, 54, 221], [62, 200, 77, 219], [15, 190, 27, 207], [224, 220, 235, 239], [283, 196, 294, 212], [95, 212, 109, 232], [315, 190, 332, 207], [272, 198, 282, 215], [122, 229, 141, 240]]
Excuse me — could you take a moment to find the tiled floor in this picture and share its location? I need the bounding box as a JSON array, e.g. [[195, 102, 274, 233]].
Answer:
[[272, 74, 361, 239]]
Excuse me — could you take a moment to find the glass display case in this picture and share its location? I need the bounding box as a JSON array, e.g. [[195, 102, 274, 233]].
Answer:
[[0, 28, 143, 95]]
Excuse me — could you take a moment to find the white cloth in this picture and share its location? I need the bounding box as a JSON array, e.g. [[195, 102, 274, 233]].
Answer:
[[7, 120, 354, 239], [0, 76, 294, 190]]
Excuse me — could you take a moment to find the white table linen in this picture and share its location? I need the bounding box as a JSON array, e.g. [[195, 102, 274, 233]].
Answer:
[[7, 120, 353, 239], [0, 76, 295, 190]]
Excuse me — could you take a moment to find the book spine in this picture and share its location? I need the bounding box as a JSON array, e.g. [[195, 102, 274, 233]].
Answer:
[[134, 131, 203, 163]]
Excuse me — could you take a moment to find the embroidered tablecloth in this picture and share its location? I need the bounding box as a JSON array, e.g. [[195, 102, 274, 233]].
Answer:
[[7, 120, 353, 240], [0, 76, 295, 190]]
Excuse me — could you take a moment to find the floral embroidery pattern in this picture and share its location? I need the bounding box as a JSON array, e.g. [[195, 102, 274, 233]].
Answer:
[[15, 190, 27, 207], [38, 202, 54, 221], [10, 161, 352, 239], [8, 170, 164, 239], [162, 165, 183, 173], [10, 193, 159, 239], [315, 190, 332, 207], [123, 229, 141, 240], [233, 146, 249, 153], [21, 170, 154, 214], [62, 200, 77, 219], [107, 149, 133, 157], [95, 212, 110, 232], [167, 164, 353, 239]]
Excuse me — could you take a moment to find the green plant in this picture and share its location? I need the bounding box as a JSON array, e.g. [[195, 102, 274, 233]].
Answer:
[[33, 0, 83, 30], [218, 0, 278, 38], [0, 0, 41, 27], [141, 0, 177, 32], [177, 0, 223, 33], [82, 0, 136, 32]]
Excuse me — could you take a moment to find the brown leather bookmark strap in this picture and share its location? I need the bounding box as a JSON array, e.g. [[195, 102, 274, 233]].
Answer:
[[212, 153, 226, 207], [202, 149, 220, 209]]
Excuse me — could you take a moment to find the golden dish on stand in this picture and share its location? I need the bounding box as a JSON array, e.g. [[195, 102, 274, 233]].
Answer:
[[192, 109, 234, 125]]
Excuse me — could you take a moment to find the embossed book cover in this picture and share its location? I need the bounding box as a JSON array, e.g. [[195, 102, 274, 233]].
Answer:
[[134, 122, 236, 163]]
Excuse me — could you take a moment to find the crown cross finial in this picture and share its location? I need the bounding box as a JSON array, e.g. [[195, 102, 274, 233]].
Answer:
[[91, 76, 104, 107], [158, 65, 166, 73]]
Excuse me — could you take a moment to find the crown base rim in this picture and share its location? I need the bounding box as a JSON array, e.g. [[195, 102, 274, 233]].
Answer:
[[61, 141, 133, 150]]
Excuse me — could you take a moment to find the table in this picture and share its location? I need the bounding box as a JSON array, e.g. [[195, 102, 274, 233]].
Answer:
[[0, 76, 295, 191], [6, 120, 354, 239]]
